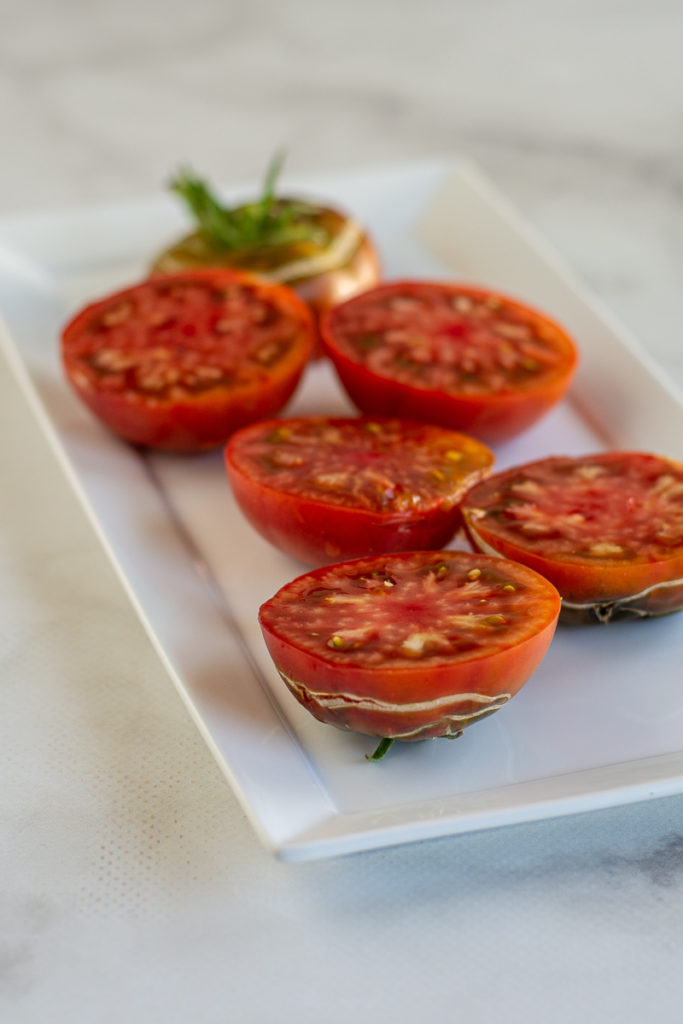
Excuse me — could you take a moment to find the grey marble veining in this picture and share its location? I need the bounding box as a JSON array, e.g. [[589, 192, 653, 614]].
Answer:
[[2, 1, 683, 1021], [2, 1, 682, 201]]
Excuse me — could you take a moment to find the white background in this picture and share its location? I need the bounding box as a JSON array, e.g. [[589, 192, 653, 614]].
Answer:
[[2, 1, 683, 1020]]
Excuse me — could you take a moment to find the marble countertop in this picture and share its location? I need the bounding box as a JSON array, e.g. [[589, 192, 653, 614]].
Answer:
[[2, 1, 683, 1020]]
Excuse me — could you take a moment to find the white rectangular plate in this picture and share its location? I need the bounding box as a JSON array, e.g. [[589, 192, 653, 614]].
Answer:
[[2, 160, 683, 861]]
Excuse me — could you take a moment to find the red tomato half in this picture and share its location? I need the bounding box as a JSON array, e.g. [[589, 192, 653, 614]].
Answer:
[[61, 269, 314, 452], [225, 417, 494, 565], [259, 551, 560, 751], [461, 452, 683, 622], [321, 281, 579, 444]]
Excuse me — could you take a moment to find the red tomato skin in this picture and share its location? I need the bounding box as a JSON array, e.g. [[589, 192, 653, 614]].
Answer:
[[324, 349, 571, 443], [69, 367, 306, 453], [226, 464, 467, 565], [225, 418, 494, 565], [262, 620, 558, 740], [61, 269, 315, 453], [320, 282, 579, 444], [259, 553, 561, 741], [462, 453, 683, 621], [465, 522, 683, 612]]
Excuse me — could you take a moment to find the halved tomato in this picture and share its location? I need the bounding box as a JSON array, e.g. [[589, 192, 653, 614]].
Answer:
[[61, 269, 314, 452], [321, 281, 579, 444], [225, 417, 493, 565], [461, 452, 683, 622], [259, 550, 561, 757]]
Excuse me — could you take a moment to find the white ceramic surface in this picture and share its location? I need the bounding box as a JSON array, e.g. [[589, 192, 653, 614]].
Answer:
[[3, 160, 682, 861]]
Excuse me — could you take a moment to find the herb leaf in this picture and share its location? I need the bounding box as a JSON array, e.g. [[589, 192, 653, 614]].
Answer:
[[260, 149, 285, 215], [169, 170, 243, 248], [168, 152, 325, 251]]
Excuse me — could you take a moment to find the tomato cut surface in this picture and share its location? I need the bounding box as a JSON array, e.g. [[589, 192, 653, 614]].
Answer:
[[259, 551, 560, 745], [461, 452, 683, 622], [225, 417, 494, 565], [61, 269, 314, 452], [321, 281, 579, 443]]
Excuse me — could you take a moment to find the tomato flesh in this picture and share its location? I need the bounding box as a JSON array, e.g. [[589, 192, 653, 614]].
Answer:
[[461, 452, 683, 621], [225, 417, 494, 564], [61, 269, 314, 452], [321, 281, 579, 443], [259, 551, 560, 742]]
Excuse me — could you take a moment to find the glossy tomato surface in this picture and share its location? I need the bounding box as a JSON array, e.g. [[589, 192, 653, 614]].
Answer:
[[152, 201, 381, 334], [461, 452, 683, 622], [259, 551, 560, 744], [225, 417, 494, 565], [321, 281, 579, 444], [61, 269, 314, 452]]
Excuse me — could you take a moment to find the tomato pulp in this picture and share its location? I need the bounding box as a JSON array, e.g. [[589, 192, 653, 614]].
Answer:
[[61, 269, 314, 452], [461, 452, 683, 622], [259, 551, 560, 751], [226, 417, 494, 565], [321, 281, 579, 444]]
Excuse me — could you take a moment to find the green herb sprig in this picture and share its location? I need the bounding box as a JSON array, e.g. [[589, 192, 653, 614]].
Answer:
[[169, 151, 324, 251], [367, 737, 394, 761]]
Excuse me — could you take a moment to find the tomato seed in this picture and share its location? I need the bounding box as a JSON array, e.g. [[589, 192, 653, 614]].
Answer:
[[574, 465, 606, 480], [495, 322, 531, 340], [588, 542, 625, 557], [100, 301, 132, 327]]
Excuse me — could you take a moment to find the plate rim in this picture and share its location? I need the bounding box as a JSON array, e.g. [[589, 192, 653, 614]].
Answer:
[[2, 156, 683, 862]]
